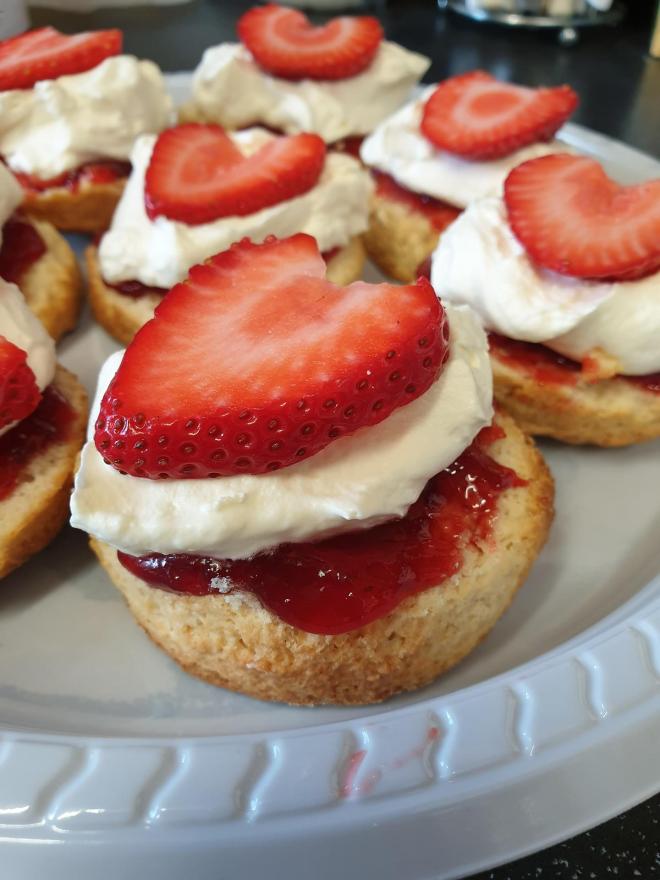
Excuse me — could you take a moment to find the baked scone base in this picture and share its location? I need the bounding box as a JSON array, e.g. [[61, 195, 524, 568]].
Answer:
[[0, 366, 88, 580], [90, 410, 554, 705], [18, 217, 82, 341], [492, 354, 660, 447], [364, 191, 454, 283], [20, 179, 126, 234], [86, 236, 367, 346]]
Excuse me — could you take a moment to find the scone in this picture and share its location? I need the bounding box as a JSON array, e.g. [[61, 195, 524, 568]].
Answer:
[[71, 234, 553, 705], [0, 27, 173, 233], [0, 279, 87, 579], [180, 3, 429, 146], [360, 71, 578, 282], [0, 163, 81, 340], [430, 154, 660, 446], [88, 123, 373, 343]]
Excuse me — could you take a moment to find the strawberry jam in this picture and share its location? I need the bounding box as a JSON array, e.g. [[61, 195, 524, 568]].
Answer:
[[489, 333, 581, 386], [374, 171, 461, 232], [0, 218, 46, 284], [0, 386, 75, 501], [118, 430, 524, 635], [490, 333, 660, 394], [15, 160, 130, 195]]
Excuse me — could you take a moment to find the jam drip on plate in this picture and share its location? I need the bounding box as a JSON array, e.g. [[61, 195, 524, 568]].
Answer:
[[106, 248, 341, 298], [0, 386, 75, 501], [118, 430, 524, 635], [489, 333, 660, 395], [0, 218, 47, 284], [15, 160, 131, 195], [373, 171, 461, 232]]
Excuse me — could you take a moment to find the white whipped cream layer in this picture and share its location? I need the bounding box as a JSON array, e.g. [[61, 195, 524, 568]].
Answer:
[[99, 128, 374, 289], [0, 163, 23, 248], [70, 304, 493, 560], [0, 56, 174, 179], [431, 197, 660, 375], [190, 42, 430, 144], [0, 279, 56, 437], [360, 86, 568, 209]]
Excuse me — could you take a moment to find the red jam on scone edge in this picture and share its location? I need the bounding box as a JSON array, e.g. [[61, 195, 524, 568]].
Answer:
[[0, 217, 47, 284], [93, 233, 526, 635], [0, 28, 127, 195], [0, 338, 74, 501], [490, 153, 660, 393]]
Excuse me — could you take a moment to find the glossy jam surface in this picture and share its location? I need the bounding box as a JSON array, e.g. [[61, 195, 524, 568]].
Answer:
[[374, 171, 461, 232], [627, 373, 660, 395], [489, 333, 581, 386], [107, 249, 341, 298], [118, 430, 524, 635], [0, 386, 75, 501], [0, 218, 46, 283], [490, 333, 660, 394], [15, 160, 131, 195]]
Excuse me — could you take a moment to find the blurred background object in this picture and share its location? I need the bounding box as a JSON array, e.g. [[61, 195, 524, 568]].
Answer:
[[446, 0, 625, 44], [0, 0, 29, 38], [651, 0, 660, 56]]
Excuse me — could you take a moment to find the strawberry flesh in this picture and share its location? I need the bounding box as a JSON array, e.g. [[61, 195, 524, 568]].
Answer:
[[94, 234, 450, 479], [144, 124, 327, 225], [420, 71, 578, 161], [0, 27, 122, 92], [0, 336, 41, 430], [504, 154, 660, 281], [237, 4, 383, 81]]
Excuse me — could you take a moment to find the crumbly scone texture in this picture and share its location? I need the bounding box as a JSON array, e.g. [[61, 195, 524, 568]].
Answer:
[[492, 354, 660, 447], [18, 218, 82, 341], [364, 191, 448, 283], [0, 366, 88, 581], [86, 236, 367, 346], [20, 178, 126, 234], [90, 410, 554, 706]]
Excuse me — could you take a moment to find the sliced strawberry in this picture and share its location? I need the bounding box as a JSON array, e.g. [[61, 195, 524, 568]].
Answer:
[[94, 234, 449, 480], [144, 124, 326, 225], [0, 336, 41, 430], [0, 27, 122, 92], [237, 4, 383, 81], [420, 71, 578, 160], [504, 154, 660, 281]]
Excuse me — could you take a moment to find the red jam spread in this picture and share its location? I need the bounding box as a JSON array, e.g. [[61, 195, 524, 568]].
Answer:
[[489, 333, 660, 395], [374, 171, 461, 232], [0, 218, 46, 283], [332, 136, 365, 160], [14, 160, 131, 195], [0, 386, 75, 501], [118, 428, 524, 635], [489, 333, 581, 386], [106, 249, 342, 298], [627, 373, 660, 395]]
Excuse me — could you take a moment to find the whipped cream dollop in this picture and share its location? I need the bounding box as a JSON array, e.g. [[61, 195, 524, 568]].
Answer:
[[431, 197, 660, 375], [70, 304, 493, 560], [0, 163, 23, 247], [190, 42, 430, 144], [99, 128, 374, 289], [361, 86, 569, 209], [0, 278, 56, 437], [0, 56, 174, 179]]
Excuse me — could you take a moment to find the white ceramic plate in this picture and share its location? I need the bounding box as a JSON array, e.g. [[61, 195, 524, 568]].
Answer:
[[1, 76, 659, 880]]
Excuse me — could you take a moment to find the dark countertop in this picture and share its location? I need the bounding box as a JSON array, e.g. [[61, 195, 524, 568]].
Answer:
[[28, 1, 660, 877]]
